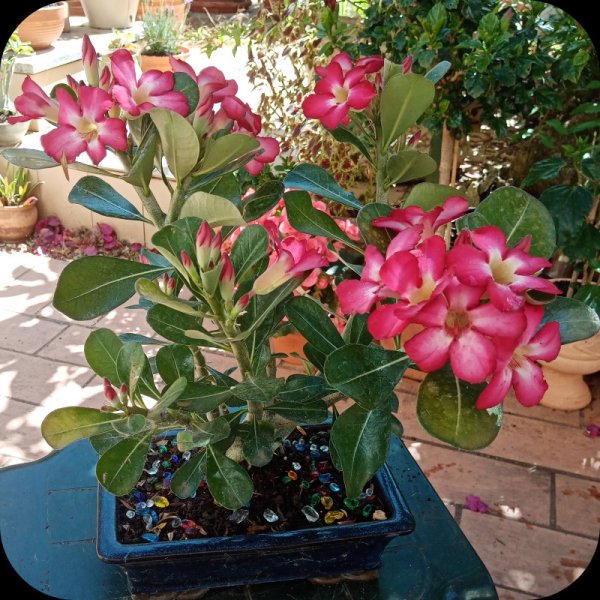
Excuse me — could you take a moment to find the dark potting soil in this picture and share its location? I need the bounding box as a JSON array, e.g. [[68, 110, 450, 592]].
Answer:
[[117, 427, 387, 544]]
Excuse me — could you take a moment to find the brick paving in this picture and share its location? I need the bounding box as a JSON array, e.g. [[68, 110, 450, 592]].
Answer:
[[0, 249, 598, 598]]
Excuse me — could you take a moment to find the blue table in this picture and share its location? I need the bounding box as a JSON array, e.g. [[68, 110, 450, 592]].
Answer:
[[0, 438, 499, 599]]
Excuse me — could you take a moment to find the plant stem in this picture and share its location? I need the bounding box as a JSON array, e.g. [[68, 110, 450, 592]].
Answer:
[[374, 125, 389, 205], [134, 185, 166, 228], [166, 184, 187, 224]]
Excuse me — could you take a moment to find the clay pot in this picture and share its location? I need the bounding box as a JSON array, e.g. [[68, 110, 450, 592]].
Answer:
[[539, 331, 600, 410], [81, 0, 140, 29], [137, 0, 189, 26], [16, 2, 68, 51], [0, 200, 39, 242], [139, 47, 190, 72], [190, 0, 250, 13], [67, 0, 85, 16]]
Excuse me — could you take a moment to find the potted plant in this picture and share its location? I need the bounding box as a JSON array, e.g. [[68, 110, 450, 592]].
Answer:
[[139, 0, 191, 72], [15, 2, 68, 51], [0, 164, 41, 242], [80, 0, 140, 30], [138, 0, 190, 27], [0, 32, 34, 147], [3, 36, 599, 596]]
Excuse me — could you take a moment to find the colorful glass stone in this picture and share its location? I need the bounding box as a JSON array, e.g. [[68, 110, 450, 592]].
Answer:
[[343, 498, 360, 510], [170, 455, 180, 464], [319, 445, 329, 453], [362, 503, 373, 517], [263, 508, 279, 523], [281, 475, 292, 484], [300, 480, 311, 489], [152, 496, 169, 508], [324, 510, 345, 524], [287, 470, 298, 481], [161, 460, 171, 469], [329, 482, 341, 493], [145, 499, 154, 508], [171, 517, 182, 528], [141, 533, 159, 543], [292, 461, 302, 471], [318, 473, 332, 484], [372, 509, 388, 521], [125, 510, 135, 519], [182, 451, 192, 461], [320, 495, 333, 509], [228, 508, 250, 524], [301, 505, 320, 522], [142, 514, 153, 530], [135, 502, 147, 511], [158, 445, 168, 454], [310, 493, 321, 506]]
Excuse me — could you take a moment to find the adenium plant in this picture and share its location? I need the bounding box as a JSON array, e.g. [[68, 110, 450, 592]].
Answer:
[[2, 37, 599, 509]]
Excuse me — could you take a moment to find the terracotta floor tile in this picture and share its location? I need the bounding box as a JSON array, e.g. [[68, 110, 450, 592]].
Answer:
[[459, 510, 597, 598], [404, 441, 551, 526], [555, 474, 600, 538], [581, 395, 600, 427], [0, 269, 57, 316], [0, 309, 66, 354], [502, 390, 581, 428], [36, 324, 95, 367]]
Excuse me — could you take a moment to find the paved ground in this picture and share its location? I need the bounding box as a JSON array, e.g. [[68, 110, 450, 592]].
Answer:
[[1, 250, 599, 599]]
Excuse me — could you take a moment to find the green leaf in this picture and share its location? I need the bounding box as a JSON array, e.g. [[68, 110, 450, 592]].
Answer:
[[268, 399, 328, 425], [194, 134, 259, 176], [278, 374, 327, 403], [342, 314, 373, 346], [231, 377, 285, 405], [327, 125, 373, 163], [541, 296, 600, 344], [180, 191, 245, 227], [582, 157, 600, 181], [170, 451, 207, 498], [242, 180, 285, 221], [539, 185, 594, 247], [96, 433, 153, 496], [84, 328, 124, 385], [190, 418, 231, 446], [331, 402, 390, 499], [357, 203, 393, 253], [1, 148, 61, 169], [404, 182, 468, 210], [175, 382, 233, 412], [68, 176, 150, 222], [53, 257, 169, 320], [89, 430, 126, 455], [41, 407, 123, 449], [151, 217, 202, 271], [231, 225, 269, 284], [284, 191, 355, 249], [324, 344, 409, 410], [380, 73, 435, 149], [284, 164, 362, 209], [522, 157, 567, 187], [110, 414, 148, 436], [206, 447, 253, 509], [149, 376, 188, 415], [385, 150, 437, 186], [574, 285, 600, 320], [303, 343, 326, 373], [116, 342, 159, 399], [173, 71, 200, 115], [458, 186, 556, 258], [150, 108, 200, 182], [135, 278, 201, 317], [285, 296, 344, 355], [147, 304, 215, 346], [155, 344, 195, 384], [563, 223, 600, 261], [417, 367, 501, 450], [425, 61, 452, 84], [122, 124, 158, 193], [240, 419, 275, 467]]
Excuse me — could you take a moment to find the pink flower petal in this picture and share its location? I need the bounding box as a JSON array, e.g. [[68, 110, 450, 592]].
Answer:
[[78, 86, 113, 122], [449, 244, 491, 286], [97, 118, 128, 152], [367, 303, 410, 339], [469, 303, 526, 337], [486, 280, 526, 311], [320, 104, 350, 129], [41, 126, 86, 163], [449, 329, 497, 383], [476, 366, 513, 409], [432, 196, 470, 229], [512, 358, 548, 406], [404, 327, 452, 372], [413, 294, 448, 328], [523, 321, 561, 362], [346, 80, 376, 110], [465, 495, 489, 513], [302, 94, 334, 118], [471, 226, 508, 259], [380, 251, 420, 296]]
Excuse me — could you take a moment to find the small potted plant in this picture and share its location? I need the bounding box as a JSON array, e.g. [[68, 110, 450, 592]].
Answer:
[[15, 2, 68, 51], [0, 32, 34, 147], [0, 164, 41, 242], [139, 0, 191, 72]]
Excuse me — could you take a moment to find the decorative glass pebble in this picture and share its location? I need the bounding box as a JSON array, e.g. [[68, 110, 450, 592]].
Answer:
[[263, 508, 279, 523], [287, 470, 298, 481], [161, 460, 171, 469], [228, 508, 249, 524], [153, 496, 169, 508], [135, 502, 147, 511], [292, 461, 301, 471], [300, 480, 310, 489], [310, 443, 318, 452], [141, 533, 159, 543], [318, 473, 332, 484], [170, 455, 180, 464], [182, 519, 197, 530], [182, 451, 192, 461], [324, 510, 345, 524], [125, 510, 136, 519], [343, 498, 360, 510], [150, 510, 159, 523], [310, 449, 321, 458], [133, 491, 146, 502], [142, 514, 153, 530], [281, 475, 292, 484], [301, 505, 320, 522], [362, 503, 373, 517], [372, 510, 387, 521], [171, 517, 182, 528], [365, 486, 374, 497], [162, 472, 173, 481], [320, 495, 334, 510], [319, 445, 329, 453], [158, 445, 168, 454], [329, 482, 341, 493], [310, 493, 321, 506]]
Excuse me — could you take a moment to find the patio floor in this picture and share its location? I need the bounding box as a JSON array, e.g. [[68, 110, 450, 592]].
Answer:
[[0, 248, 598, 599]]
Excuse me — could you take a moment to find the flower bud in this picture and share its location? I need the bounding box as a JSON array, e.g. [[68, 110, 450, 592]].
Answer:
[[219, 255, 235, 301], [82, 35, 99, 87], [231, 292, 253, 318], [209, 231, 222, 266], [196, 221, 212, 270], [103, 378, 116, 402], [402, 55, 413, 75]]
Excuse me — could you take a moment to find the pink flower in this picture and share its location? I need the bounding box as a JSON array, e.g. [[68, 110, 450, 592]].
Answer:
[[475, 305, 561, 409], [252, 236, 329, 295], [110, 49, 189, 117], [41, 86, 128, 165], [8, 76, 59, 124], [405, 279, 526, 384], [302, 54, 378, 129], [244, 136, 280, 176], [220, 96, 262, 135], [448, 226, 561, 311]]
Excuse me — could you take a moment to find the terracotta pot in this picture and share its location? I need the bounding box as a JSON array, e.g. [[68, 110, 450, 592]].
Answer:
[[0, 201, 39, 242], [81, 0, 140, 29], [16, 2, 68, 51], [137, 0, 189, 26], [190, 0, 250, 13], [139, 47, 190, 72], [67, 0, 85, 16], [270, 332, 307, 365], [539, 331, 600, 410]]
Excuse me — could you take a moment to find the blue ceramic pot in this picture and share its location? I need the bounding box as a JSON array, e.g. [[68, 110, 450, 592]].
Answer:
[[97, 446, 415, 596]]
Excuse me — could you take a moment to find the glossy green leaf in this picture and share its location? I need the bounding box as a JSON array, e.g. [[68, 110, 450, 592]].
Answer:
[[241, 419, 275, 467], [522, 157, 567, 187], [68, 176, 150, 222], [190, 418, 231, 446], [459, 186, 556, 258], [151, 217, 202, 270], [122, 123, 158, 193], [342, 314, 373, 346], [231, 377, 285, 405], [41, 407, 123, 449], [194, 134, 259, 176], [539, 185, 594, 247], [331, 402, 390, 499], [193, 173, 242, 208], [574, 285, 600, 320], [96, 433, 153, 496], [89, 430, 126, 455], [231, 225, 269, 284], [385, 150, 437, 186], [284, 191, 356, 249], [325, 344, 409, 410], [417, 367, 501, 450], [147, 304, 215, 346], [425, 61, 452, 83], [268, 399, 328, 425], [303, 343, 326, 372], [150, 108, 200, 182], [135, 279, 201, 317], [404, 182, 465, 210], [180, 191, 245, 227], [285, 296, 344, 355], [53, 257, 169, 320], [278, 374, 327, 403], [84, 328, 123, 385], [175, 381, 233, 412], [155, 344, 195, 384], [327, 124, 373, 163], [206, 447, 253, 509], [541, 296, 600, 344], [173, 71, 200, 115], [380, 73, 435, 149], [284, 164, 362, 209], [149, 376, 188, 415], [119, 333, 163, 345], [170, 451, 207, 498], [242, 180, 285, 221], [357, 202, 394, 253], [110, 414, 148, 436], [116, 342, 159, 399]]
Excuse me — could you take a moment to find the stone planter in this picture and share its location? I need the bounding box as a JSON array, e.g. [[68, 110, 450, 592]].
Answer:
[[0, 119, 30, 148], [81, 0, 140, 29], [16, 2, 68, 51], [539, 331, 600, 410], [0, 200, 39, 242]]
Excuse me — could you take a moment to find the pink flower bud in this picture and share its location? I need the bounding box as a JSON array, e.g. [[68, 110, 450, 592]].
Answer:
[[209, 231, 222, 265], [219, 255, 235, 301], [100, 66, 111, 91], [196, 221, 212, 270], [180, 250, 193, 268], [103, 378, 116, 402], [402, 55, 413, 75], [407, 131, 421, 146], [139, 254, 150, 265], [82, 35, 99, 87], [168, 277, 176, 290]]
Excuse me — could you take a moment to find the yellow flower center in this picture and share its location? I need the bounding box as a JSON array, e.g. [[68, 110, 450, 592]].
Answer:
[[78, 118, 99, 142], [490, 256, 516, 285], [333, 85, 349, 104], [445, 310, 470, 334]]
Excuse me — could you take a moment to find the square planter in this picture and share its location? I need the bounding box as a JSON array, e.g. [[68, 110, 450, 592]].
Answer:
[[97, 461, 415, 596]]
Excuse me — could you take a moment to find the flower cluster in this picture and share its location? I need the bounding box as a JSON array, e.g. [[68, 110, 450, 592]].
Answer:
[[338, 197, 563, 409]]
